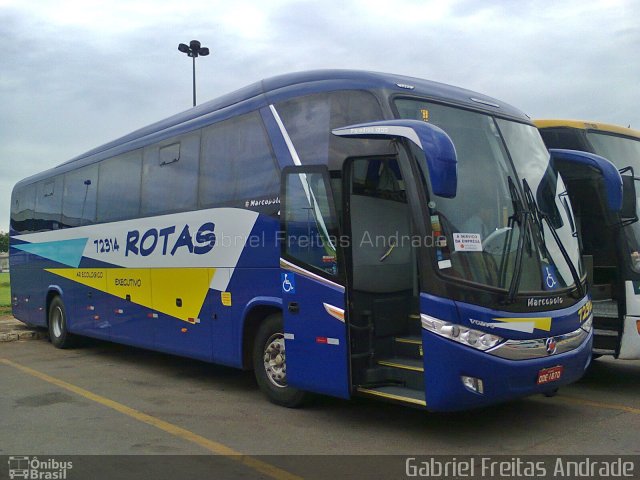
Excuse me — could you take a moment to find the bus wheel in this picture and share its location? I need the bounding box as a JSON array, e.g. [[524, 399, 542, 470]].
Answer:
[[253, 313, 306, 408], [48, 296, 77, 349]]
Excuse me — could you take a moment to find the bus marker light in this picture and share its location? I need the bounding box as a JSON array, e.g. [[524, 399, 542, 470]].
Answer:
[[316, 337, 328, 344], [114, 309, 123, 314], [221, 292, 232, 306], [87, 306, 95, 311], [93, 315, 100, 321], [181, 328, 188, 333], [147, 313, 159, 319]]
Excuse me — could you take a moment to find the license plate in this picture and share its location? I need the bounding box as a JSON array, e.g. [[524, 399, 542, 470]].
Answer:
[[537, 365, 564, 385]]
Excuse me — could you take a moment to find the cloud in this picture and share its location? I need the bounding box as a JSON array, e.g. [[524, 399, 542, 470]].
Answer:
[[1, 0, 639, 231]]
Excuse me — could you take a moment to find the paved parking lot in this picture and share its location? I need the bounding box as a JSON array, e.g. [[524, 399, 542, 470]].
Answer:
[[1, 326, 640, 479]]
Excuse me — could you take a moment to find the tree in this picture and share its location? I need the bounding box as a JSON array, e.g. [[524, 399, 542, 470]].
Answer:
[[0, 231, 8, 253]]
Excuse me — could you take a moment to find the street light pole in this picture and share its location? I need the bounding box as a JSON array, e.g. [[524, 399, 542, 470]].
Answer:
[[192, 54, 196, 107], [178, 40, 210, 107]]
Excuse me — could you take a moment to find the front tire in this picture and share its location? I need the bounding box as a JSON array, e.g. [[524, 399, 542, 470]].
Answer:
[[253, 313, 306, 408], [48, 296, 77, 349]]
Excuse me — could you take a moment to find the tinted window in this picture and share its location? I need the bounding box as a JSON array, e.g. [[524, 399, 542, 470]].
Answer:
[[539, 128, 588, 151], [200, 112, 280, 211], [275, 90, 388, 168], [283, 171, 339, 277], [351, 157, 406, 203], [63, 164, 98, 227], [142, 132, 200, 215], [35, 176, 64, 230], [97, 150, 142, 222], [10, 184, 37, 234]]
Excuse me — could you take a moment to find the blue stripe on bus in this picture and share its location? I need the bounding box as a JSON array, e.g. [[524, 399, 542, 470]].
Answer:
[[12, 238, 88, 268]]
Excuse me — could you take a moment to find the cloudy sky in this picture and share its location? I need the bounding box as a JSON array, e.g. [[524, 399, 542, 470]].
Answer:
[[1, 0, 638, 232]]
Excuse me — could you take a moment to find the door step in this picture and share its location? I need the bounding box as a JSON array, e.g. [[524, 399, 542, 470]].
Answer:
[[593, 348, 616, 355], [592, 300, 619, 319], [394, 335, 423, 358], [356, 385, 426, 407], [594, 329, 619, 337], [377, 356, 424, 372], [395, 336, 421, 345]]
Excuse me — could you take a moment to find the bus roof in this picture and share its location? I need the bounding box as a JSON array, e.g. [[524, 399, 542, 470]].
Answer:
[[16, 69, 529, 188], [534, 119, 640, 140]]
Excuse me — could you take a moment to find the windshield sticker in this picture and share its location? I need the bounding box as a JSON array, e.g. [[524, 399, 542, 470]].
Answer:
[[420, 109, 430, 122], [542, 264, 560, 290], [438, 259, 452, 270], [453, 233, 482, 252]]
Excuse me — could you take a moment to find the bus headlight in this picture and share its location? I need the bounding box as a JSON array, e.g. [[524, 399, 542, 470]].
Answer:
[[580, 314, 593, 333], [421, 314, 503, 350]]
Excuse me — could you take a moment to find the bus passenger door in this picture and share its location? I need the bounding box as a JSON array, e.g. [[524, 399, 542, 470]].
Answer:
[[280, 165, 350, 399]]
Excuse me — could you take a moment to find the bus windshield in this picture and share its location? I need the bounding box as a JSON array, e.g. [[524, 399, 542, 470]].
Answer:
[[586, 131, 640, 169], [395, 99, 581, 294], [586, 131, 640, 272]]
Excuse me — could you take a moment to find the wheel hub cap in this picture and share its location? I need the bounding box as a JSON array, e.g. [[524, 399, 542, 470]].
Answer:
[[263, 333, 287, 388]]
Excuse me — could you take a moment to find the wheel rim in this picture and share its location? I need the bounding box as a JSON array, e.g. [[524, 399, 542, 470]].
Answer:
[[263, 333, 287, 388], [51, 306, 63, 338]]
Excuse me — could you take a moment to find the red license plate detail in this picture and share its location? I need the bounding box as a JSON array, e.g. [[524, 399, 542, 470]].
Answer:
[[537, 365, 564, 385]]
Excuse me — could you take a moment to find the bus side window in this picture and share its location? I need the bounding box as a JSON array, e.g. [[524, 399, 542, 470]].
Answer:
[[141, 132, 200, 216], [275, 90, 389, 167], [97, 150, 143, 223], [283, 172, 340, 277], [62, 164, 98, 227], [199, 111, 280, 210], [11, 184, 37, 234], [34, 176, 64, 231]]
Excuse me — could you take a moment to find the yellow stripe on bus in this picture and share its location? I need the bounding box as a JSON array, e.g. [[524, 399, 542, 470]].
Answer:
[[534, 119, 640, 139], [46, 268, 215, 323]]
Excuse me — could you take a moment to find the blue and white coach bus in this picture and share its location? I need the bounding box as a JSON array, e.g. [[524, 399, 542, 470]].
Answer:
[[10, 70, 599, 411]]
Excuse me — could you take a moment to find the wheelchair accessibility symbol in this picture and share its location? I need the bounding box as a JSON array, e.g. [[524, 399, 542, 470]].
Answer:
[[542, 265, 559, 291], [281, 273, 296, 294]]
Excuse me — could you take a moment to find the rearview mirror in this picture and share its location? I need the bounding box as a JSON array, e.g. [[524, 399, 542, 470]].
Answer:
[[620, 167, 638, 223], [332, 119, 458, 198], [549, 149, 623, 212]]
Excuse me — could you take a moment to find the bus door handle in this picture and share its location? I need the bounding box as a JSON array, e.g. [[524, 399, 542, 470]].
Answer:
[[288, 302, 299, 313]]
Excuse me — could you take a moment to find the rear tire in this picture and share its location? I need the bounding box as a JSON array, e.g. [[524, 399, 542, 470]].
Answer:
[[253, 313, 306, 408], [48, 296, 77, 349]]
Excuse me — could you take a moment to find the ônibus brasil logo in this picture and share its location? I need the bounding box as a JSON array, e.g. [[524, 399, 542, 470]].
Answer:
[[8, 456, 72, 479]]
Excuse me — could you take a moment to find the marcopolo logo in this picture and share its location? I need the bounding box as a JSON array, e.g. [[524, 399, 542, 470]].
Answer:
[[527, 296, 564, 308], [8, 456, 72, 479]]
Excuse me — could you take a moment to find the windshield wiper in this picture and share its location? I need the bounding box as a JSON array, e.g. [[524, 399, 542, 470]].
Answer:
[[558, 191, 577, 237], [501, 176, 529, 304], [522, 180, 585, 298]]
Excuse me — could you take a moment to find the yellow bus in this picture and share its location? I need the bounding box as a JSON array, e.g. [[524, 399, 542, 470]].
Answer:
[[536, 119, 640, 359]]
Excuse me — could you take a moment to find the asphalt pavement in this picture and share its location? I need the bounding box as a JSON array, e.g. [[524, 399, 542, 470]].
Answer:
[[1, 316, 639, 479]]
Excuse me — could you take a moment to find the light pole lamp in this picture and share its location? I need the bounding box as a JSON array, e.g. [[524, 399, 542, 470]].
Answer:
[[178, 40, 210, 107]]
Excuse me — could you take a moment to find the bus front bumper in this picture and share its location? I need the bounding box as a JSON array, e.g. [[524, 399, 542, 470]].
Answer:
[[421, 327, 593, 412]]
